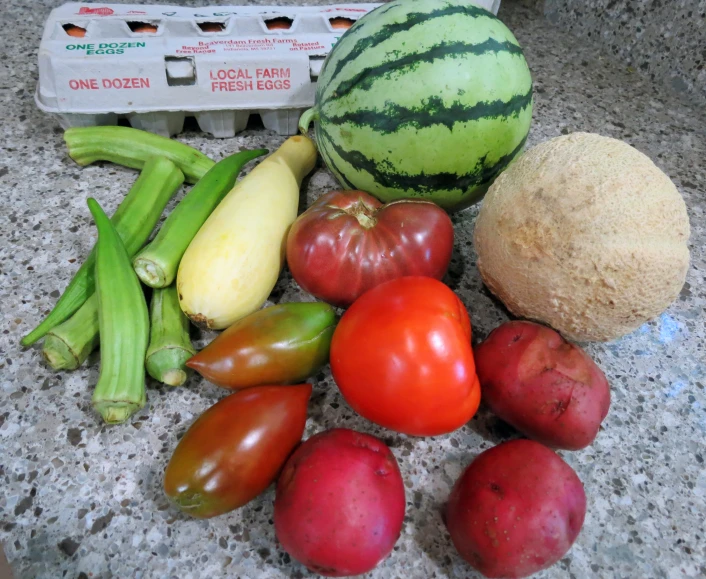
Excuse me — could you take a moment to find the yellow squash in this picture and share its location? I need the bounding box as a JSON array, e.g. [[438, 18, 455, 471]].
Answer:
[[177, 135, 317, 329]]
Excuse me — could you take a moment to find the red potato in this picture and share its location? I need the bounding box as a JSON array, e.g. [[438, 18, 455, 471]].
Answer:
[[474, 321, 610, 450], [446, 439, 586, 578], [274, 428, 405, 577]]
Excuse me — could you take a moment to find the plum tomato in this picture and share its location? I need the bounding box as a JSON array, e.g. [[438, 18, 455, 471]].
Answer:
[[163, 384, 311, 518], [186, 303, 336, 389]]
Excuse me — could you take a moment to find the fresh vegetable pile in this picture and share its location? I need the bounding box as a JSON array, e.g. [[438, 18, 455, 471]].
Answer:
[[22, 1, 691, 578]]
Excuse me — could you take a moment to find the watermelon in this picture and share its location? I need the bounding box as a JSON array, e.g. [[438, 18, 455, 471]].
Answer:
[[299, 0, 533, 211]]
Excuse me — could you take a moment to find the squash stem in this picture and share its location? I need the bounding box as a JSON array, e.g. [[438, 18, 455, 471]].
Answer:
[[298, 107, 319, 134]]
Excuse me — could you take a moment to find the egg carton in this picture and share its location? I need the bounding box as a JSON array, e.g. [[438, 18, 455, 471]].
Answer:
[[35, 2, 501, 138]]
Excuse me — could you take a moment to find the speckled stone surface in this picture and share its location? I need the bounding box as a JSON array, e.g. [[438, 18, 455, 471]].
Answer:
[[1, 1, 705, 578], [543, 0, 706, 107]]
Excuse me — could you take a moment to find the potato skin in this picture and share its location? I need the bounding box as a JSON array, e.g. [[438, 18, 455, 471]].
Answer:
[[475, 321, 610, 450], [445, 439, 586, 578], [273, 428, 405, 577]]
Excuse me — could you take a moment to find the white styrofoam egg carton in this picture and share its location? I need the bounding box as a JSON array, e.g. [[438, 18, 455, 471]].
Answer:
[[35, 2, 501, 138]]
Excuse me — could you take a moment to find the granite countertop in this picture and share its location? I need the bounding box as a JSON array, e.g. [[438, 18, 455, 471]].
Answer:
[[1, 1, 705, 578]]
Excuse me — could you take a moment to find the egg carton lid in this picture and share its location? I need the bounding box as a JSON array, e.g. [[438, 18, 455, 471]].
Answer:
[[34, 1, 501, 136]]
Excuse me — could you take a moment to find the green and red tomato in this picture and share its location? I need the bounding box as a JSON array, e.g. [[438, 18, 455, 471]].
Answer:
[[186, 303, 336, 389], [163, 384, 311, 518]]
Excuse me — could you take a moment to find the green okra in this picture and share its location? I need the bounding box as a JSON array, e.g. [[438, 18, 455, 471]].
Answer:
[[42, 293, 99, 371], [21, 156, 184, 347], [133, 148, 268, 288], [145, 285, 196, 387], [64, 126, 215, 184], [87, 198, 149, 424]]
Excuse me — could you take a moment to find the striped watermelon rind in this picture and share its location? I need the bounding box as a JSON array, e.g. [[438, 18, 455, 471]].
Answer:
[[300, 0, 533, 211]]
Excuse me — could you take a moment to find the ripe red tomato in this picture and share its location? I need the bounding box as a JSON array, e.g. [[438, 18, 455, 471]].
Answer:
[[330, 276, 480, 436], [286, 190, 454, 307]]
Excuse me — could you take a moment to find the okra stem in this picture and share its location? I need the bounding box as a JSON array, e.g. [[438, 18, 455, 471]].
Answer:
[[42, 293, 99, 371], [87, 198, 150, 424], [145, 285, 196, 387], [133, 148, 268, 288], [21, 156, 184, 347], [64, 126, 215, 184]]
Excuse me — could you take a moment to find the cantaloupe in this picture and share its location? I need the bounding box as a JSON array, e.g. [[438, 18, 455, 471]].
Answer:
[[474, 132, 690, 342]]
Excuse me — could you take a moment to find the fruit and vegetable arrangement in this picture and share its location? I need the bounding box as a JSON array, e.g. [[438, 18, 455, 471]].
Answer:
[[21, 0, 691, 577]]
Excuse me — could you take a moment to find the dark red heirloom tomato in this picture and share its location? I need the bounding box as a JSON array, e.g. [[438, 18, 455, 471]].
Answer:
[[330, 276, 481, 436], [286, 190, 454, 307], [163, 384, 311, 518]]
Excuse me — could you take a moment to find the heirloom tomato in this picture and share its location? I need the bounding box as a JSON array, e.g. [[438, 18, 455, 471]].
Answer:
[[286, 190, 454, 306]]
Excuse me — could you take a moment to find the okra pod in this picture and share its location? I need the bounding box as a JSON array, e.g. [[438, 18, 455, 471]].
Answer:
[[133, 148, 268, 288], [87, 198, 149, 424], [145, 285, 196, 387], [21, 156, 184, 347], [42, 293, 99, 371], [64, 126, 215, 184]]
